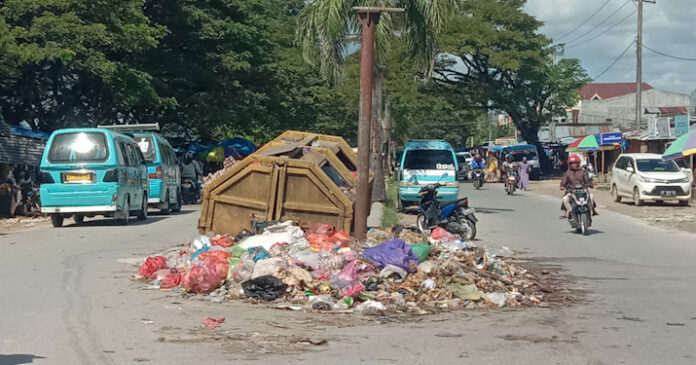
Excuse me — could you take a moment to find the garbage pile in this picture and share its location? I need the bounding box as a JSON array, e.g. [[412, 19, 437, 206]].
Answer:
[[202, 156, 237, 187], [130, 222, 560, 314]]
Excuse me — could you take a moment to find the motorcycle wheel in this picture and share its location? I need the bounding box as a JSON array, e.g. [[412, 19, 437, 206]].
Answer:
[[580, 213, 589, 236], [473, 179, 481, 190], [416, 214, 427, 235], [460, 218, 477, 241]]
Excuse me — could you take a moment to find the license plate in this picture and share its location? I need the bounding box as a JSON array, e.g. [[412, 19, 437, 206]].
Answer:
[[65, 173, 91, 183], [462, 208, 476, 215], [660, 190, 676, 196]]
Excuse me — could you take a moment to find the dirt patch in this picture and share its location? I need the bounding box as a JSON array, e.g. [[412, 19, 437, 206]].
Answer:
[[0, 216, 50, 234], [531, 180, 696, 234]]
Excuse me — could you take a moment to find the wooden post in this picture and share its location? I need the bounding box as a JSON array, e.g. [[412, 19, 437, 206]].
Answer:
[[601, 149, 606, 183]]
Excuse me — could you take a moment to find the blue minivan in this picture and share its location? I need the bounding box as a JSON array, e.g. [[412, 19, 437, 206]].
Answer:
[[398, 140, 459, 210], [131, 132, 181, 213], [39, 129, 150, 227]]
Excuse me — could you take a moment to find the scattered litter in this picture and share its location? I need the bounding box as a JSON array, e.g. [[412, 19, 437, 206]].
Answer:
[[127, 221, 562, 315], [202, 317, 225, 329]]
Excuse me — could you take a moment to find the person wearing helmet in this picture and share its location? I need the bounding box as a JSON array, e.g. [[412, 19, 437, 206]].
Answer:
[[181, 152, 202, 192], [560, 155, 596, 218]]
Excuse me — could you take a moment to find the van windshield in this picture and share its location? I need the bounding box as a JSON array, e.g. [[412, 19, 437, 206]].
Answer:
[[636, 159, 679, 172], [133, 134, 156, 161], [48, 132, 109, 163], [404, 150, 455, 170]]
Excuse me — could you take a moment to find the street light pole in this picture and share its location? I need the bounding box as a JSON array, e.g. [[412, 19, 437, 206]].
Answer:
[[353, 7, 403, 240]]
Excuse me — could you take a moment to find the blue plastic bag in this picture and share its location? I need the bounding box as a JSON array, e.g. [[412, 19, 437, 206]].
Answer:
[[360, 238, 419, 272], [247, 247, 270, 262]]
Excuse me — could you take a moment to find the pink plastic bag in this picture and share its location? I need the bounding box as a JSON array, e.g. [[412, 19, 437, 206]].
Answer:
[[160, 273, 182, 289], [341, 282, 365, 298], [182, 260, 219, 294], [431, 227, 457, 241], [330, 231, 351, 246], [307, 223, 335, 236], [210, 235, 234, 248], [139, 256, 168, 279], [308, 234, 339, 252]]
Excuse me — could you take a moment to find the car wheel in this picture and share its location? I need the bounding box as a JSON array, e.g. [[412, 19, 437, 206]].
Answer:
[[74, 214, 85, 225], [160, 191, 170, 215], [51, 214, 64, 228], [633, 187, 643, 206], [611, 184, 621, 203], [117, 198, 130, 225], [171, 189, 182, 213], [136, 194, 148, 220]]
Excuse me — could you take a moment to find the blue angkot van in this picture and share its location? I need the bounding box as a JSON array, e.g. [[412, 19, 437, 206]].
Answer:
[[39, 129, 149, 227], [398, 140, 459, 209]]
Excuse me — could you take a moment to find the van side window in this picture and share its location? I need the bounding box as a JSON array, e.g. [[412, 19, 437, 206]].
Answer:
[[615, 157, 626, 170], [118, 142, 129, 166], [125, 143, 139, 167], [162, 144, 172, 165]]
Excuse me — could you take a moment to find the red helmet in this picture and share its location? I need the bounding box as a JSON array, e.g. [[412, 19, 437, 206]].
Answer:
[[568, 155, 581, 164]]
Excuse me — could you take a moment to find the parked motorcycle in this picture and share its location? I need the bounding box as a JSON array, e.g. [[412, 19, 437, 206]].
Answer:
[[181, 178, 200, 204], [472, 168, 484, 190], [416, 176, 478, 241], [505, 169, 517, 195], [16, 182, 41, 216], [567, 184, 592, 235]]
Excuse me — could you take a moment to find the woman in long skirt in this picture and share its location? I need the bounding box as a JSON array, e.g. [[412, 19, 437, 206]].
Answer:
[[486, 153, 499, 183], [517, 157, 530, 190]]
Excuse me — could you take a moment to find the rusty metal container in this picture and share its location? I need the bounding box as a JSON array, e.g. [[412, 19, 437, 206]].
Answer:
[[198, 132, 370, 235]]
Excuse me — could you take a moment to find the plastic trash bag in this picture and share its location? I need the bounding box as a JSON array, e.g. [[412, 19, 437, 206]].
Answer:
[[229, 245, 247, 258], [360, 239, 419, 272], [199, 250, 231, 261], [440, 239, 472, 251], [431, 227, 457, 241], [318, 253, 346, 271], [237, 221, 308, 251], [247, 247, 270, 262], [191, 235, 211, 251], [204, 257, 229, 282], [182, 260, 219, 294], [341, 282, 365, 298], [241, 275, 287, 301], [421, 278, 436, 290], [330, 231, 350, 246], [292, 250, 322, 270], [227, 257, 241, 280], [251, 258, 286, 279], [139, 256, 168, 279], [210, 235, 234, 248], [160, 273, 182, 289], [202, 317, 225, 329], [276, 266, 313, 288], [307, 223, 335, 236], [308, 234, 339, 252], [232, 260, 256, 283], [354, 300, 386, 315], [379, 264, 407, 283], [410, 242, 430, 263]]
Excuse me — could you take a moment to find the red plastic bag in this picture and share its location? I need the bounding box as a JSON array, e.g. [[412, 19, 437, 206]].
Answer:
[[139, 256, 168, 279], [330, 231, 350, 247], [308, 234, 339, 252], [182, 260, 219, 294], [210, 235, 234, 248], [202, 317, 225, 329], [199, 250, 231, 261], [307, 223, 335, 236], [431, 227, 457, 241], [341, 282, 365, 298], [160, 273, 182, 289], [204, 257, 229, 282]]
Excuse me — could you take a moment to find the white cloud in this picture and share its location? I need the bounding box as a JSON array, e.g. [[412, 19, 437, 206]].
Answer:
[[525, 0, 696, 95]]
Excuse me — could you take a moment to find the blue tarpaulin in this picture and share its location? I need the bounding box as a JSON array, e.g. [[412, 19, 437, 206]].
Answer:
[[9, 127, 49, 140]]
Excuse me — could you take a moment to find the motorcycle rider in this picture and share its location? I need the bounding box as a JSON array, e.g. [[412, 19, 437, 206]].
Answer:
[[502, 155, 517, 187], [181, 153, 202, 194], [470, 154, 485, 169], [560, 155, 598, 218]]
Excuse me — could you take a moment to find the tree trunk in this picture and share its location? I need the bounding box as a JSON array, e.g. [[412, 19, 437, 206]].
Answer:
[[383, 93, 392, 176], [370, 70, 385, 202], [518, 122, 552, 174]]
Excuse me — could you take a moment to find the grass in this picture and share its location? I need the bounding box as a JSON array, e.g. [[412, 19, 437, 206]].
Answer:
[[382, 176, 400, 227]]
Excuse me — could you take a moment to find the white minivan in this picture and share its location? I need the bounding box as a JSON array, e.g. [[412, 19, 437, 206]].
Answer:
[[611, 153, 692, 206]]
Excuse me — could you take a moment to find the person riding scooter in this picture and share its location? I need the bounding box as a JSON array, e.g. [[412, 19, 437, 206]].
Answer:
[[470, 154, 485, 170], [560, 155, 598, 218], [502, 155, 517, 187], [181, 153, 202, 194]]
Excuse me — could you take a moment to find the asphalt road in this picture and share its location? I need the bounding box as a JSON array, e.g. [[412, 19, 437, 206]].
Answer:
[[1, 184, 695, 364]]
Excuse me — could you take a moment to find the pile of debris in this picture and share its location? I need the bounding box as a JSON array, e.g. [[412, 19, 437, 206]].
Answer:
[[128, 222, 561, 314], [202, 156, 237, 187]]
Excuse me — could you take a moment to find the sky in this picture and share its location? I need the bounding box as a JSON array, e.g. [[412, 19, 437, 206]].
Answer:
[[525, 0, 696, 95]]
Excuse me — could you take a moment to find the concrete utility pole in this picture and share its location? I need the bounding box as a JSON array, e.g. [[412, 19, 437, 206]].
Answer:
[[353, 6, 403, 240], [636, 0, 656, 131]]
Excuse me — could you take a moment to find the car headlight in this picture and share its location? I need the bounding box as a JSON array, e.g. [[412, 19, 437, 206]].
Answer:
[[640, 177, 660, 183], [677, 178, 690, 183]]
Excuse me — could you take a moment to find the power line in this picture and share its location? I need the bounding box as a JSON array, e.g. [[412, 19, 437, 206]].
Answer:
[[642, 44, 696, 61], [564, 0, 632, 45], [594, 40, 635, 80], [566, 10, 635, 49], [555, 0, 613, 41]]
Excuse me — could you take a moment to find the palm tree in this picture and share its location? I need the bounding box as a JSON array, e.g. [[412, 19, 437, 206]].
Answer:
[[297, 0, 459, 202]]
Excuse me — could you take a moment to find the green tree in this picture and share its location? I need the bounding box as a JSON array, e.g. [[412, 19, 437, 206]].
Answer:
[[0, 0, 166, 130], [435, 0, 589, 171]]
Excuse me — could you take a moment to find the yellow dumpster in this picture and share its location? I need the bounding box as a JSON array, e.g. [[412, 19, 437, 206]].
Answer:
[[198, 131, 370, 235]]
